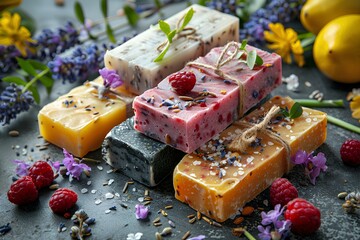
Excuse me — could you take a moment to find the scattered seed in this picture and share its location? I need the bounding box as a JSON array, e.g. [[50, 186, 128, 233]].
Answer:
[[144, 201, 152, 206], [57, 223, 66, 233], [179, 96, 194, 101], [165, 134, 171, 144], [187, 214, 195, 219], [181, 231, 191, 240], [220, 90, 227, 95], [305, 81, 312, 87], [8, 130, 19, 137], [154, 222, 162, 227], [188, 217, 196, 224], [144, 196, 152, 201], [233, 217, 244, 225], [165, 205, 173, 210], [160, 227, 172, 236], [232, 227, 245, 237], [39, 146, 48, 151], [109, 206, 117, 211], [87, 181, 92, 186], [196, 211, 201, 220], [212, 221, 222, 227], [202, 216, 212, 225], [241, 206, 254, 216], [84, 170, 91, 177], [168, 220, 176, 228], [49, 184, 59, 190], [338, 192, 348, 199], [153, 217, 161, 224], [144, 189, 149, 196], [122, 182, 129, 193], [91, 189, 97, 194], [155, 232, 162, 240], [160, 209, 168, 217]]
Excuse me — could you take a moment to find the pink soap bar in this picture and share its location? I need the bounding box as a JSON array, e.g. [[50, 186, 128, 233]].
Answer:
[[133, 43, 282, 153]]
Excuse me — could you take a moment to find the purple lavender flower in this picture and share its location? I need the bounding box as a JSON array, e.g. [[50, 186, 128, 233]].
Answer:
[[292, 150, 327, 185], [62, 148, 91, 180], [0, 84, 34, 125], [99, 68, 123, 88], [261, 204, 284, 226], [258, 225, 272, 240], [135, 204, 149, 219], [50, 161, 61, 172], [12, 159, 30, 176], [188, 235, 206, 240], [274, 219, 291, 237]]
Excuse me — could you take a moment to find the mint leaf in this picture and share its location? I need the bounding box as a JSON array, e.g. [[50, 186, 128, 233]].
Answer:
[[16, 58, 37, 76], [28, 85, 40, 104], [154, 43, 170, 63], [246, 50, 257, 69], [240, 40, 247, 50], [289, 102, 303, 119], [255, 55, 263, 66], [167, 30, 176, 43], [100, 0, 108, 18], [280, 107, 290, 118], [179, 8, 194, 32], [159, 20, 171, 35], [106, 23, 116, 43], [2, 76, 28, 86]]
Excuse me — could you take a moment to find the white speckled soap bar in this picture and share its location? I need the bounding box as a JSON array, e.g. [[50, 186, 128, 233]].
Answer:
[[104, 4, 239, 94]]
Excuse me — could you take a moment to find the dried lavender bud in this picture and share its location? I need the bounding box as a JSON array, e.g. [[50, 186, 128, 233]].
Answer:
[[84, 217, 96, 225], [0, 84, 34, 126]]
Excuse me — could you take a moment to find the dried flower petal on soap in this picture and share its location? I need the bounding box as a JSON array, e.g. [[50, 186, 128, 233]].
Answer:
[[12, 159, 30, 176], [135, 204, 149, 219]]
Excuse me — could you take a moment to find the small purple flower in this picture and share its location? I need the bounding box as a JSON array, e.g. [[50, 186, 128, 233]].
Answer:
[[99, 68, 123, 89], [292, 150, 327, 185], [12, 160, 30, 176], [135, 204, 149, 219], [274, 219, 291, 237], [258, 225, 271, 240], [188, 235, 206, 240], [62, 148, 91, 180], [261, 204, 284, 226], [50, 161, 61, 172]]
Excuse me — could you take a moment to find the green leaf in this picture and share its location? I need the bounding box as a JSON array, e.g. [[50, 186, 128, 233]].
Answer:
[[106, 23, 116, 43], [100, 0, 108, 18], [167, 30, 176, 43], [289, 102, 303, 119], [16, 58, 37, 76], [197, 0, 207, 6], [27, 60, 54, 95], [2, 76, 28, 86], [280, 107, 290, 118], [159, 20, 171, 35], [178, 8, 194, 32], [240, 40, 247, 50], [123, 5, 140, 27], [255, 55, 263, 66], [74, 1, 85, 24], [28, 85, 40, 104], [154, 0, 162, 9], [154, 42, 170, 62], [246, 50, 257, 69]]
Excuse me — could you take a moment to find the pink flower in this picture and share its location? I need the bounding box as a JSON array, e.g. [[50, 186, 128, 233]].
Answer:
[[135, 204, 149, 219]]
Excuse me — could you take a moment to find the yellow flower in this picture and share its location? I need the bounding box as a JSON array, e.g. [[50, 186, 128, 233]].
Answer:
[[0, 0, 22, 11], [264, 23, 305, 67], [349, 88, 360, 123], [0, 11, 36, 57]]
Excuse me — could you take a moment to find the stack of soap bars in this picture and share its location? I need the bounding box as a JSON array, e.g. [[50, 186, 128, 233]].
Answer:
[[38, 4, 239, 157]]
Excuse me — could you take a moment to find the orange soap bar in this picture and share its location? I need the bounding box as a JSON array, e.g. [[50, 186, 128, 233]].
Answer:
[[173, 96, 327, 222], [38, 77, 135, 157]]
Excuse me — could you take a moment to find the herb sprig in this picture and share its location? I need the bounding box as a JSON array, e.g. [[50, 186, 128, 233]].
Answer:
[[280, 102, 303, 119], [237, 40, 263, 69], [153, 7, 195, 62]]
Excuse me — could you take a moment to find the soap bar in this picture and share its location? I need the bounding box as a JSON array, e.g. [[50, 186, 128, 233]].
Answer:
[[133, 43, 282, 153], [173, 96, 327, 222], [102, 117, 185, 187], [104, 4, 239, 94], [38, 77, 135, 157]]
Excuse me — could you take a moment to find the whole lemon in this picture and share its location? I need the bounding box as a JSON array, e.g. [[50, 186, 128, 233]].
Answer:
[[300, 0, 360, 35], [313, 15, 360, 84]]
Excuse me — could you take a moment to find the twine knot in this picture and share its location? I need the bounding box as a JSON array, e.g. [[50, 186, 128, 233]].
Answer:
[[228, 105, 280, 152]]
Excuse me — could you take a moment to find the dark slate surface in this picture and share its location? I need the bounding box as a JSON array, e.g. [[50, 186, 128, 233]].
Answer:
[[0, 1, 359, 240]]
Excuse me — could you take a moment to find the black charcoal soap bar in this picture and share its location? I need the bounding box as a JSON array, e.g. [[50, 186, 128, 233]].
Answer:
[[102, 117, 185, 187]]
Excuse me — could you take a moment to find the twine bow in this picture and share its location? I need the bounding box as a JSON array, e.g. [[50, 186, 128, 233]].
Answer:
[[186, 41, 246, 115], [228, 105, 280, 153]]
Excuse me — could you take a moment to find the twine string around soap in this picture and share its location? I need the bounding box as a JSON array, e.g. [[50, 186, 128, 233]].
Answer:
[[228, 105, 292, 172], [186, 41, 245, 115], [228, 105, 280, 152], [157, 12, 199, 52]]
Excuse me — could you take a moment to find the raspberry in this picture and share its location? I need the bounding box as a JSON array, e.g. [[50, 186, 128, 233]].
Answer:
[[270, 178, 298, 207], [340, 139, 360, 166], [168, 71, 196, 95], [29, 160, 54, 189], [7, 176, 38, 205], [285, 198, 321, 236], [49, 188, 78, 214]]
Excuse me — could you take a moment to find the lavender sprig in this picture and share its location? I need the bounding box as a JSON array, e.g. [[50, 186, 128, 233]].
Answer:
[[0, 84, 34, 125]]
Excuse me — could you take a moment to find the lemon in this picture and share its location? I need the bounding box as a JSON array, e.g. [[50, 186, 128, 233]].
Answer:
[[313, 15, 360, 84], [300, 0, 360, 35]]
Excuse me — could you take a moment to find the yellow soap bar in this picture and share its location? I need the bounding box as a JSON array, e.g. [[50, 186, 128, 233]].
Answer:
[[38, 77, 135, 157], [173, 96, 327, 222]]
